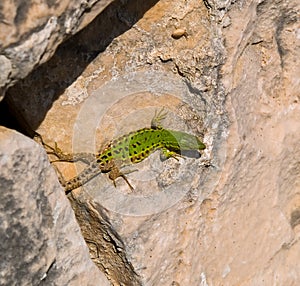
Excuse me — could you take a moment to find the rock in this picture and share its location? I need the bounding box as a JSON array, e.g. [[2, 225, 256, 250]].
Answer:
[[0, 0, 115, 100], [1, 0, 300, 285], [0, 127, 110, 286], [216, 0, 300, 284]]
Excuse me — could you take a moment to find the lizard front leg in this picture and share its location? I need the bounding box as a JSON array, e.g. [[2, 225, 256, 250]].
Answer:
[[151, 108, 168, 129], [160, 147, 182, 161]]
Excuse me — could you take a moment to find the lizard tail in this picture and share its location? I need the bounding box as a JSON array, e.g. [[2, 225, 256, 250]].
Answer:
[[63, 161, 101, 194]]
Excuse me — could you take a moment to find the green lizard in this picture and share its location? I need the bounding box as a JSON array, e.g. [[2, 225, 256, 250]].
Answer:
[[47, 109, 206, 194]]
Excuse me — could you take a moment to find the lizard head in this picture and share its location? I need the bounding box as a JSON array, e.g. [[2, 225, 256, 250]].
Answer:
[[163, 130, 206, 152]]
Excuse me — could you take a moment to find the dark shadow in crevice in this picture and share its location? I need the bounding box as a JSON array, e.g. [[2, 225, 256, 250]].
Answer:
[[1, 0, 159, 136]]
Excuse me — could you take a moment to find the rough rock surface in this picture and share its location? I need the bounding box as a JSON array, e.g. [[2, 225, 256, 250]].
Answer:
[[0, 0, 115, 99], [0, 0, 300, 285], [218, 1, 300, 284], [0, 127, 110, 286]]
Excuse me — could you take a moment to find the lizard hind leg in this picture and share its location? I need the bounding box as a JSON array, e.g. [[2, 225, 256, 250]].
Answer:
[[42, 140, 95, 165], [108, 166, 136, 190]]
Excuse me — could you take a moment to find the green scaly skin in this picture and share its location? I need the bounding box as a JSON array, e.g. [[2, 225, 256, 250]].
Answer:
[[49, 110, 206, 193]]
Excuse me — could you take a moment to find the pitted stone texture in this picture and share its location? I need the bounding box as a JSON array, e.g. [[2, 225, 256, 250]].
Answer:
[[1, 0, 300, 285], [0, 127, 110, 286], [0, 0, 114, 98]]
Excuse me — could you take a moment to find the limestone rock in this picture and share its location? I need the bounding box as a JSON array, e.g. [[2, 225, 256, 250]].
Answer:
[[1, 0, 300, 285], [0, 127, 109, 286], [0, 0, 115, 99]]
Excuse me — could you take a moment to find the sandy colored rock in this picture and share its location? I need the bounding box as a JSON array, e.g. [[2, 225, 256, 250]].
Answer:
[[1, 0, 300, 285]]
